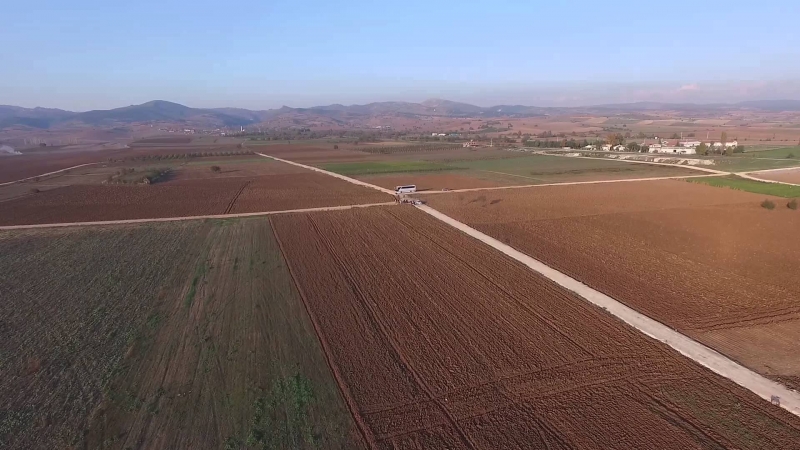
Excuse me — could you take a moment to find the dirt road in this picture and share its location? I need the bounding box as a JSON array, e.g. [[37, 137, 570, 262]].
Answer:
[[0, 162, 99, 186], [0, 202, 396, 230], [419, 173, 725, 195], [415, 204, 800, 417], [255, 152, 396, 195], [739, 168, 800, 187]]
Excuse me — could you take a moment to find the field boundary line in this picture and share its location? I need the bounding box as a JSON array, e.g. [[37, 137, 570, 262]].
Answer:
[[475, 169, 544, 181], [0, 162, 100, 186], [741, 166, 800, 174], [0, 202, 396, 230], [268, 217, 378, 450], [418, 173, 726, 195], [414, 204, 800, 418], [254, 152, 397, 195], [524, 150, 728, 175], [223, 180, 251, 214]]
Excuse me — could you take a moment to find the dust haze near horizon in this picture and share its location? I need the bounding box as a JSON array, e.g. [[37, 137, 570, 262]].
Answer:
[[2, 0, 800, 111]]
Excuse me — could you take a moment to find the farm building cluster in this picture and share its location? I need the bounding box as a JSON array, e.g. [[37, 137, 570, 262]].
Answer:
[[584, 138, 739, 155]]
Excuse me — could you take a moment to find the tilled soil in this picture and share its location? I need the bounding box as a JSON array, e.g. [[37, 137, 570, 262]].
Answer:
[[0, 173, 390, 226], [229, 173, 390, 214], [271, 205, 800, 449], [755, 168, 800, 184], [426, 180, 800, 387]]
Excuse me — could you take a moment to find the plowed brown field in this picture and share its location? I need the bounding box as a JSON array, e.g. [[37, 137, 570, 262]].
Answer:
[[755, 168, 800, 184], [425, 180, 800, 389], [230, 173, 389, 214], [271, 206, 800, 449], [0, 172, 390, 226]]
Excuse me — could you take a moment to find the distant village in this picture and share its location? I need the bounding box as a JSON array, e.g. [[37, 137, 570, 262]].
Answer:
[[587, 138, 740, 155]]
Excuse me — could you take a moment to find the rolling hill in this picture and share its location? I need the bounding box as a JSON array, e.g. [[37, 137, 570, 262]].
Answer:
[[3, 98, 800, 130]]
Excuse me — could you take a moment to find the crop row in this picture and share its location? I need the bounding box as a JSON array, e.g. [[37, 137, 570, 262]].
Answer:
[[271, 206, 800, 449]]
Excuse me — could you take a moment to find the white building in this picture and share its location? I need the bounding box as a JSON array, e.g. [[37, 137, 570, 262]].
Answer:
[[602, 144, 612, 151], [650, 146, 696, 155], [613, 144, 626, 151], [681, 140, 702, 148], [712, 140, 738, 148]]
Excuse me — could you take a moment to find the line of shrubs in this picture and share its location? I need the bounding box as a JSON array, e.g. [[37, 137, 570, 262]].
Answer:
[[761, 199, 797, 210]]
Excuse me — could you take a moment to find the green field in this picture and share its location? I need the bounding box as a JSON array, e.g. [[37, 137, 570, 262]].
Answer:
[[689, 175, 800, 198], [739, 146, 800, 159], [1, 219, 361, 449], [707, 157, 800, 173], [321, 160, 456, 176], [450, 154, 700, 180]]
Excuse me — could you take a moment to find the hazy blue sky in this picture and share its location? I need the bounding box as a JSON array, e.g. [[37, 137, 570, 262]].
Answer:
[[2, 0, 800, 110]]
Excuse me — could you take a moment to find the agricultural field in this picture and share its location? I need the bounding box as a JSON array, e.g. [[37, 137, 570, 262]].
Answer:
[[168, 156, 308, 180], [750, 167, 800, 185], [710, 157, 800, 173], [304, 150, 705, 191], [0, 162, 390, 226], [0, 219, 362, 449], [0, 152, 103, 184], [738, 146, 800, 159], [424, 180, 800, 389], [270, 206, 800, 449], [690, 175, 800, 197], [228, 173, 390, 214], [449, 154, 702, 182]]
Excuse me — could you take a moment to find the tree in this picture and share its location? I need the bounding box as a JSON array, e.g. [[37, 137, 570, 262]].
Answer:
[[733, 145, 745, 153], [607, 133, 624, 147], [721, 131, 728, 146], [670, 133, 680, 139], [333, 145, 339, 150], [695, 143, 708, 156], [626, 142, 640, 152], [210, 165, 221, 173]]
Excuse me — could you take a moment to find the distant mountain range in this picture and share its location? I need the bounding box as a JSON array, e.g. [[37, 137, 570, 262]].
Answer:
[[3, 98, 800, 130]]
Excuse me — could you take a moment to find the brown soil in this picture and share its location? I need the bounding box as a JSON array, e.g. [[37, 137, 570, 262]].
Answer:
[[229, 173, 390, 214], [425, 180, 800, 385], [166, 156, 308, 181], [755, 168, 800, 184], [270, 206, 800, 449], [0, 173, 390, 226], [0, 152, 103, 183]]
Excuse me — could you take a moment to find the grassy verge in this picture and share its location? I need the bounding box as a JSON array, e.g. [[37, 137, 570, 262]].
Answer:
[[689, 175, 800, 198], [321, 160, 457, 176], [738, 146, 800, 159]]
